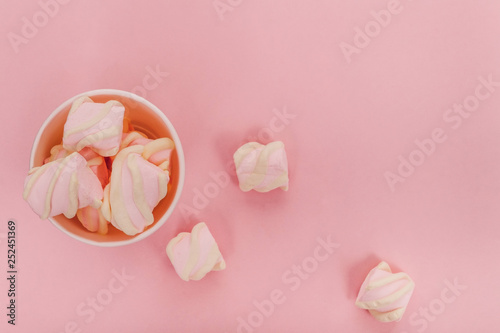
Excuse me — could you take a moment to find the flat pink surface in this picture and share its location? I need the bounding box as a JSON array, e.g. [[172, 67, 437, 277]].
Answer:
[[1, 0, 500, 332]]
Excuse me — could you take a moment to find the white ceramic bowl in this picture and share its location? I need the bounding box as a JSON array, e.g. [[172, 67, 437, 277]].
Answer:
[[29, 89, 185, 246]]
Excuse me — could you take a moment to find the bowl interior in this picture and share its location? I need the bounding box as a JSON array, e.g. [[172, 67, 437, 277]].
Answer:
[[31, 92, 183, 245]]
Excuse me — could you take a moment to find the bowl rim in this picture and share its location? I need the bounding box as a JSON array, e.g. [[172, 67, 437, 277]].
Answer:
[[29, 89, 185, 247]]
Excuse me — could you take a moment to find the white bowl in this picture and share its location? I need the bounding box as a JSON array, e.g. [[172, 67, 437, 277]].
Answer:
[[29, 89, 185, 246]]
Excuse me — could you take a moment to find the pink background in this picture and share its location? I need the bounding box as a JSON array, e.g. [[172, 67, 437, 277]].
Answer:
[[1, 0, 500, 332]]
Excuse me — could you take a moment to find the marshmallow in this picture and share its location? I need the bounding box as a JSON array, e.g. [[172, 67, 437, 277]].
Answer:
[[101, 145, 169, 236], [63, 96, 125, 156], [166, 222, 226, 281], [77, 205, 109, 235], [234, 141, 289, 192], [44, 144, 70, 164], [23, 152, 103, 219], [120, 131, 175, 171], [356, 261, 415, 322]]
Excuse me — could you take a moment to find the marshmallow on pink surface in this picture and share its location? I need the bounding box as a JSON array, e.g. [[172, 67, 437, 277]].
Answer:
[[355, 261, 415, 322], [101, 145, 170, 236], [233, 141, 289, 192], [63, 96, 125, 156], [166, 222, 226, 281], [23, 152, 104, 219]]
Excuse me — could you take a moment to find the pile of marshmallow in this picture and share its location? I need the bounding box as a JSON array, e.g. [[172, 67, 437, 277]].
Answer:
[[24, 96, 415, 323], [23, 96, 175, 236]]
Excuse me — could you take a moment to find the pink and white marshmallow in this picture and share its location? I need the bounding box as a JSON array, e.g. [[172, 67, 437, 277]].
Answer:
[[166, 222, 226, 281], [355, 261, 415, 322], [233, 141, 289, 192], [120, 131, 175, 171], [77, 205, 109, 235], [23, 152, 103, 219], [63, 96, 125, 156], [101, 145, 169, 236]]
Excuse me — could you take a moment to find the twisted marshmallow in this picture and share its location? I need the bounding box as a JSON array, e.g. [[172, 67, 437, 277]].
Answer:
[[41, 144, 109, 233], [166, 222, 226, 281], [45, 146, 109, 187], [63, 96, 125, 156], [23, 152, 103, 219], [120, 131, 175, 171], [101, 145, 169, 236], [233, 141, 289, 192], [355, 261, 415, 322]]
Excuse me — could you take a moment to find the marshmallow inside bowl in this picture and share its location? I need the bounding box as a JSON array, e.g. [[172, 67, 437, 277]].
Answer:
[[29, 89, 185, 246]]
